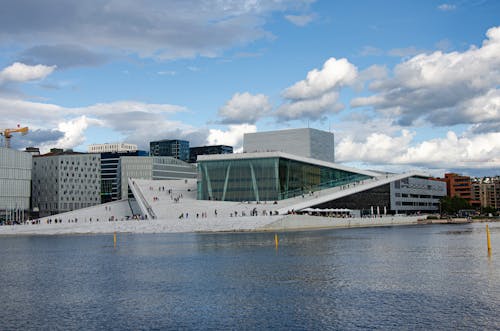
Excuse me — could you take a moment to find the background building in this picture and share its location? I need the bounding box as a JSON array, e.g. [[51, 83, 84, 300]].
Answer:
[[243, 128, 335, 163], [120, 156, 197, 198], [0, 147, 31, 224], [88, 143, 138, 153], [472, 177, 500, 210], [189, 145, 233, 163], [150, 139, 190, 162], [99, 150, 148, 203], [32, 151, 101, 216]]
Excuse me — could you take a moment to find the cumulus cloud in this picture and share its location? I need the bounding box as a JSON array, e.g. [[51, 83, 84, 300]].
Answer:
[[284, 14, 315, 26], [0, 62, 56, 83], [0, 0, 313, 61], [351, 26, 500, 128], [218, 92, 272, 124], [0, 96, 202, 151], [207, 124, 257, 152], [283, 57, 357, 100], [336, 129, 500, 169], [276, 91, 342, 121], [277, 57, 357, 121]]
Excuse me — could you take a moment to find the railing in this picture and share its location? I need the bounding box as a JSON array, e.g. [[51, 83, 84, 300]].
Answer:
[[127, 178, 157, 219]]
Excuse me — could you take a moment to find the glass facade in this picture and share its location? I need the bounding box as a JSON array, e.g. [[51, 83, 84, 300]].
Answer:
[[150, 140, 190, 162], [198, 157, 370, 202]]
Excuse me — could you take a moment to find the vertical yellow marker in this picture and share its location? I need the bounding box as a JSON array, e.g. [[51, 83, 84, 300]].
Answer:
[[114, 232, 117, 248], [275, 233, 279, 250], [486, 225, 491, 256]]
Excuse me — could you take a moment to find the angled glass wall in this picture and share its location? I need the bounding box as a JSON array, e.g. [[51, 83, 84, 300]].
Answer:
[[197, 157, 371, 202]]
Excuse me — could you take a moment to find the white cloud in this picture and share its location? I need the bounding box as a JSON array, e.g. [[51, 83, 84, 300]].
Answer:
[[276, 91, 342, 121], [284, 14, 315, 26], [218, 92, 272, 124], [55, 116, 102, 150], [336, 129, 415, 164], [438, 4, 456, 11], [283, 57, 357, 100], [0, 62, 56, 83], [207, 124, 257, 152], [336, 128, 500, 169], [351, 26, 500, 127], [0, 96, 198, 151], [276, 57, 357, 121]]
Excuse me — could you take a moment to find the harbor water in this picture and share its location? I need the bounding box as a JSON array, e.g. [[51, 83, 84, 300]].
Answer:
[[1, 223, 499, 330]]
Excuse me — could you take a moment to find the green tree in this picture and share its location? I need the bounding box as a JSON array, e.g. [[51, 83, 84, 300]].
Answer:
[[440, 196, 470, 214]]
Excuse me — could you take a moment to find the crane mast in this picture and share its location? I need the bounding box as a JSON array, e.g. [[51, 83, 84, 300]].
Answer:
[[0, 126, 29, 148]]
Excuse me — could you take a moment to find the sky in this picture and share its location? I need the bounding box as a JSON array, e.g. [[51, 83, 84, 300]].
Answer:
[[0, 0, 499, 177]]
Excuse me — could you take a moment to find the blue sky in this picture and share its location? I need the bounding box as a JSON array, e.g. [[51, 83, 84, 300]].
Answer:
[[0, 0, 499, 176]]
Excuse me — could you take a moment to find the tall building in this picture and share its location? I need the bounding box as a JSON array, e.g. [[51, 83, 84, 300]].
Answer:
[[243, 128, 335, 163], [120, 156, 197, 198], [189, 145, 233, 163], [32, 151, 101, 216], [150, 139, 190, 162], [88, 143, 138, 153], [0, 147, 32, 224]]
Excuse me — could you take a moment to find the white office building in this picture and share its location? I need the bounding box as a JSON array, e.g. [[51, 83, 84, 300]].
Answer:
[[243, 128, 335, 163], [32, 152, 101, 216], [0, 147, 32, 224]]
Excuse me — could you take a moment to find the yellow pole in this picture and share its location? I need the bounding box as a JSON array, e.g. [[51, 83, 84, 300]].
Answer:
[[486, 225, 491, 256], [275, 233, 279, 249], [114, 232, 117, 248]]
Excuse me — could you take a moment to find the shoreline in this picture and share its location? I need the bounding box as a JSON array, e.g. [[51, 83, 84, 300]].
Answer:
[[0, 214, 430, 236]]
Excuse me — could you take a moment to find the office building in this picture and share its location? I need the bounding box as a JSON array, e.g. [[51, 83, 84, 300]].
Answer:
[[120, 156, 197, 198], [150, 139, 190, 162], [99, 150, 148, 203], [189, 145, 233, 163], [243, 128, 335, 163], [0, 147, 32, 224], [32, 151, 100, 216]]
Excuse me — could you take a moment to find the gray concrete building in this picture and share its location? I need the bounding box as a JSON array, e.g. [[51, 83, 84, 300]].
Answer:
[[243, 128, 335, 163], [120, 156, 197, 198], [0, 147, 32, 224], [32, 152, 101, 217]]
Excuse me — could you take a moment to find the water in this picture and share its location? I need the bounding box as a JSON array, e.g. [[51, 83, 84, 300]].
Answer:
[[1, 223, 499, 330]]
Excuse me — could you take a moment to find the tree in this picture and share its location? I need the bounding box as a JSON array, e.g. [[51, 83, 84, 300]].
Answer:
[[440, 196, 471, 215]]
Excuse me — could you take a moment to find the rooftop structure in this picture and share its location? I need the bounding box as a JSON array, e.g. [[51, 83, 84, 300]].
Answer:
[[243, 128, 335, 163], [88, 143, 138, 153]]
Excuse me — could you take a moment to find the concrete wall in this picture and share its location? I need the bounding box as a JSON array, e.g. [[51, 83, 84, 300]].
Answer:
[[243, 128, 335, 163]]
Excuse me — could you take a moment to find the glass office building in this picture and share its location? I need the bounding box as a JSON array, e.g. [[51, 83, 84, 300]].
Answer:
[[149, 139, 190, 162], [197, 154, 371, 202]]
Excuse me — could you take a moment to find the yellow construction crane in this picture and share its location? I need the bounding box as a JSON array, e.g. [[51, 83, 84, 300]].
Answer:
[[0, 126, 28, 148]]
